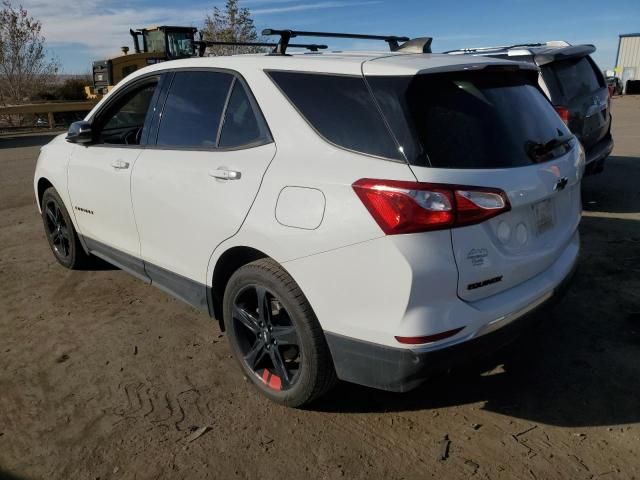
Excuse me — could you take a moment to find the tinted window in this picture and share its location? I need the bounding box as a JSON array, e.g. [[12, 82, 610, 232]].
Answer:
[[98, 81, 158, 145], [219, 81, 265, 148], [368, 71, 572, 168], [157, 71, 233, 147], [542, 56, 603, 101], [269, 71, 402, 160]]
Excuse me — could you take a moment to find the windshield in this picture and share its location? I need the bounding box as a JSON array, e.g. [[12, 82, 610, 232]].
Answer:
[[368, 71, 572, 168], [143, 30, 193, 58], [166, 31, 194, 58]]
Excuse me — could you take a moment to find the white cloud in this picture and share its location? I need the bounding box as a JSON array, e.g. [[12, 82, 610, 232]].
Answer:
[[253, 1, 380, 15], [20, 0, 209, 58], [20, 0, 383, 59]]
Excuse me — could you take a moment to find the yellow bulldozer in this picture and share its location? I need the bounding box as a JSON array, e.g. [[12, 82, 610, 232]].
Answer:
[[85, 26, 198, 99]]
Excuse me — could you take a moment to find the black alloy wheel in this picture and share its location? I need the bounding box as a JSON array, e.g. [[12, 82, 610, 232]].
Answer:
[[223, 258, 337, 407], [232, 284, 302, 391], [40, 187, 90, 269], [44, 199, 71, 260]]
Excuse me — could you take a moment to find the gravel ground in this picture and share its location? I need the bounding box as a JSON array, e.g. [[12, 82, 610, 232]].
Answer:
[[0, 96, 639, 480]]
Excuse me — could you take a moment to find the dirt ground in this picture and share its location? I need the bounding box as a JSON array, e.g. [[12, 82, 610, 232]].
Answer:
[[1, 97, 639, 480]]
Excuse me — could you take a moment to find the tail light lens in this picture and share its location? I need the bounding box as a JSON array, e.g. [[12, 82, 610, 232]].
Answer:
[[352, 179, 510, 235], [554, 105, 570, 126]]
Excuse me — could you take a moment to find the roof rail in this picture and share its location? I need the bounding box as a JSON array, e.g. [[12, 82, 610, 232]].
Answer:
[[262, 29, 413, 54], [444, 41, 574, 55], [444, 43, 546, 55], [194, 40, 327, 57]]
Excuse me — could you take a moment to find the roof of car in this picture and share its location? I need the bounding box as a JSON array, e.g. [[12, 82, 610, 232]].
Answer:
[[128, 50, 538, 79]]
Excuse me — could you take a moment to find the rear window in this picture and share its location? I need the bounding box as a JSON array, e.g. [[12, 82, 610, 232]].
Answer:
[[541, 56, 604, 102], [368, 71, 572, 168], [268, 71, 402, 161]]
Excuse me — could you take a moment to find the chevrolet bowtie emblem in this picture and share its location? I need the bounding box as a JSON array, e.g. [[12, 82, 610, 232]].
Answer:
[[554, 177, 569, 191]]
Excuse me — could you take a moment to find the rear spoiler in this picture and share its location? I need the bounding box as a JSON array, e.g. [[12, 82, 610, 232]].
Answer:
[[533, 44, 596, 65]]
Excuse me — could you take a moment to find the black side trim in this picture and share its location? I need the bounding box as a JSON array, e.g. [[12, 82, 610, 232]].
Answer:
[[145, 262, 209, 313], [82, 236, 210, 314], [84, 237, 150, 284]]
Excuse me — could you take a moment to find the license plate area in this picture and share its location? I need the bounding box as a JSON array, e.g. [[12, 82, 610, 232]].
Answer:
[[532, 198, 554, 234]]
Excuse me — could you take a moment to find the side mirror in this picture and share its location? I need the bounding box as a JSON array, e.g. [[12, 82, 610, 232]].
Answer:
[[66, 121, 93, 144]]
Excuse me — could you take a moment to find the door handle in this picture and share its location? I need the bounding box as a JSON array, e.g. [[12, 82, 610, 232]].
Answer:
[[209, 168, 241, 180], [111, 160, 130, 170]]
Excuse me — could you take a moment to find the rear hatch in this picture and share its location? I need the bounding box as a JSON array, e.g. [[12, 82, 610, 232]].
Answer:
[[365, 62, 583, 301], [539, 54, 611, 150]]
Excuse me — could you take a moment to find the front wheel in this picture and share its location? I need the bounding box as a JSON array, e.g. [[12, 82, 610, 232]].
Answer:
[[223, 258, 336, 407], [41, 187, 90, 269]]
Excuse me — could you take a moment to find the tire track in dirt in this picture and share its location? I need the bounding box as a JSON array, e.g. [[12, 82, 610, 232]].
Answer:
[[110, 380, 211, 433]]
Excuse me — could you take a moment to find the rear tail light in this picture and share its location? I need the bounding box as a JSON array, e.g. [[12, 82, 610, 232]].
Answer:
[[608, 85, 614, 98], [554, 105, 570, 126], [352, 179, 510, 235]]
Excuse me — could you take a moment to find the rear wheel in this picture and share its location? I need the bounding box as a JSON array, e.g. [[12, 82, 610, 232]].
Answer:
[[41, 187, 90, 269], [223, 258, 336, 407]]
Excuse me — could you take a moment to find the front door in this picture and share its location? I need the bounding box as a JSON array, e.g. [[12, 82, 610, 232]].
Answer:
[[67, 76, 162, 266], [132, 70, 275, 291]]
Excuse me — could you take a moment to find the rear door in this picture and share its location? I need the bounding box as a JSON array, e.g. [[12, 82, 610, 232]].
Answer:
[[131, 69, 275, 290], [367, 68, 582, 301], [540, 56, 610, 150]]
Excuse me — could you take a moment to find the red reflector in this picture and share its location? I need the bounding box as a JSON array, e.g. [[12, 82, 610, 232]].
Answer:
[[353, 179, 510, 235], [554, 105, 570, 126], [395, 327, 465, 345]]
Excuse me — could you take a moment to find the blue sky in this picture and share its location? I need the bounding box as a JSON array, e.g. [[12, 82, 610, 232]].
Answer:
[[21, 0, 640, 74]]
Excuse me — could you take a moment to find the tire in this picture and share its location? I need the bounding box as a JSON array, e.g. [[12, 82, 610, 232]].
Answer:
[[223, 258, 337, 407], [41, 187, 90, 269]]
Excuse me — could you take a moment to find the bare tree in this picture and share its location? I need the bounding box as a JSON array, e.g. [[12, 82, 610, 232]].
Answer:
[[201, 0, 265, 56], [0, 1, 59, 108]]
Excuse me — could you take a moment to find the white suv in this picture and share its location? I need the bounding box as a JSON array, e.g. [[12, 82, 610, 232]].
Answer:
[[34, 33, 583, 406]]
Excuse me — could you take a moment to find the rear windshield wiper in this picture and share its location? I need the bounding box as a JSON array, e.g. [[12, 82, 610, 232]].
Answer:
[[525, 135, 574, 161]]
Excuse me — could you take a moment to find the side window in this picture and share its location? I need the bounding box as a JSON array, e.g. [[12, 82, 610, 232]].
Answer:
[[96, 80, 158, 145], [218, 80, 268, 148], [268, 71, 402, 160], [156, 71, 233, 147]]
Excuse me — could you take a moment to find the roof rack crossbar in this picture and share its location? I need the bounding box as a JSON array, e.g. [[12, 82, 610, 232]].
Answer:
[[262, 28, 410, 54], [194, 40, 327, 57]]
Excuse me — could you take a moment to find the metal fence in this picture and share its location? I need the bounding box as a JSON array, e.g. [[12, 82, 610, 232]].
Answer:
[[0, 101, 97, 131]]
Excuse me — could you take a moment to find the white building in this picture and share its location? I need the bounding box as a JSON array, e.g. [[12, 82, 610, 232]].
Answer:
[[616, 33, 640, 92]]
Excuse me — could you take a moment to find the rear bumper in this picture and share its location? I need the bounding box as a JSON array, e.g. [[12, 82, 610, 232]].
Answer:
[[584, 133, 613, 174], [325, 261, 577, 393]]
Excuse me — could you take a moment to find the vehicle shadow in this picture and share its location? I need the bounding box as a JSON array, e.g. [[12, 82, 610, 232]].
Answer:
[[582, 155, 640, 214], [0, 469, 30, 480], [313, 159, 640, 427], [0, 133, 60, 150]]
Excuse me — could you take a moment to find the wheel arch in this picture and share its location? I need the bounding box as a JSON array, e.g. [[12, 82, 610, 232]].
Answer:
[[210, 246, 269, 330], [36, 177, 55, 209]]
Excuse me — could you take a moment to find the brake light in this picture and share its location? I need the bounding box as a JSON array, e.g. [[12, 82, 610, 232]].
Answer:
[[554, 105, 570, 126], [352, 179, 510, 235]]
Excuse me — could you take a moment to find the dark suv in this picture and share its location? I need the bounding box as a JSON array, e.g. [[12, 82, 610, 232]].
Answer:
[[446, 41, 613, 175]]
